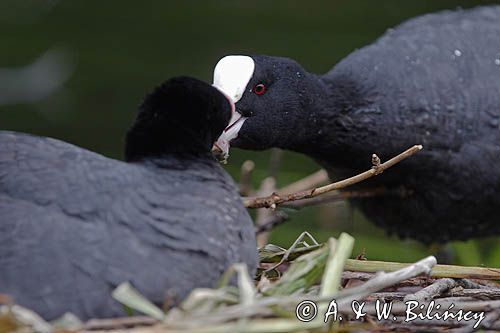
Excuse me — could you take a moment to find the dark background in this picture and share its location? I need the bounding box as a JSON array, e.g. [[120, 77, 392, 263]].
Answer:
[[1, 0, 498, 265]]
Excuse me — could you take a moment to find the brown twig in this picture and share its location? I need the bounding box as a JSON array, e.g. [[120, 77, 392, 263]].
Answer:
[[243, 144, 423, 209], [282, 187, 389, 209]]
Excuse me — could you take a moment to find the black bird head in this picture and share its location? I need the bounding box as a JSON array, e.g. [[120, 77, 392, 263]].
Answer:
[[212, 55, 324, 159], [125, 76, 234, 162]]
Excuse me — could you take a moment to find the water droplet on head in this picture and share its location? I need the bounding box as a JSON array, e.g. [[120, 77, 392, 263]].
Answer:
[[454, 49, 462, 57], [495, 59, 500, 66]]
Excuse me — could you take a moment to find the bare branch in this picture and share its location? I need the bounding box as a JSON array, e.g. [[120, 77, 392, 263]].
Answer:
[[243, 145, 423, 209], [282, 187, 389, 209]]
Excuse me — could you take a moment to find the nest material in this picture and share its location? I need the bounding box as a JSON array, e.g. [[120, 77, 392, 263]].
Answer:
[[2, 232, 499, 333]]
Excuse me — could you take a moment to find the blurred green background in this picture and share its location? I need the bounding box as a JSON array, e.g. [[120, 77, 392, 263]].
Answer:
[[0, 0, 498, 266]]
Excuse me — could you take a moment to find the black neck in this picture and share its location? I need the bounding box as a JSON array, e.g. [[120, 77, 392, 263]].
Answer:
[[278, 73, 331, 152], [286, 73, 385, 172]]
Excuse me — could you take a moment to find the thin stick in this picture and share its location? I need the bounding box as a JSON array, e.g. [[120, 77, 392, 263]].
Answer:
[[403, 278, 457, 302], [282, 187, 389, 209], [344, 259, 500, 280], [243, 145, 423, 209]]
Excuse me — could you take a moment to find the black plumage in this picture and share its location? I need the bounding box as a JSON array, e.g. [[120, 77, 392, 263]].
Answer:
[[0, 77, 257, 320], [215, 6, 500, 243]]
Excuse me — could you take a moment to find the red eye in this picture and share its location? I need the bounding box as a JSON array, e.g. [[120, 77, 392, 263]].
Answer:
[[253, 83, 266, 95]]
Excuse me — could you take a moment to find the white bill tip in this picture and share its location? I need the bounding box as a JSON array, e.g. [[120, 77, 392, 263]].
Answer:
[[212, 55, 254, 162]]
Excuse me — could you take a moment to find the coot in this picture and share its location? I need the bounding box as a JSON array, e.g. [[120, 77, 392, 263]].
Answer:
[[212, 6, 500, 243], [0, 76, 257, 319]]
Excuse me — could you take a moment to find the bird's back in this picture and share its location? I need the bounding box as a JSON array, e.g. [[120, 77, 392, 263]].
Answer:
[[0, 131, 257, 319], [317, 6, 500, 241], [324, 5, 500, 153]]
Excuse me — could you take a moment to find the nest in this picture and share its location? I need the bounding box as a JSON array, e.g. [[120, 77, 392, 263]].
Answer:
[[2, 231, 499, 333]]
